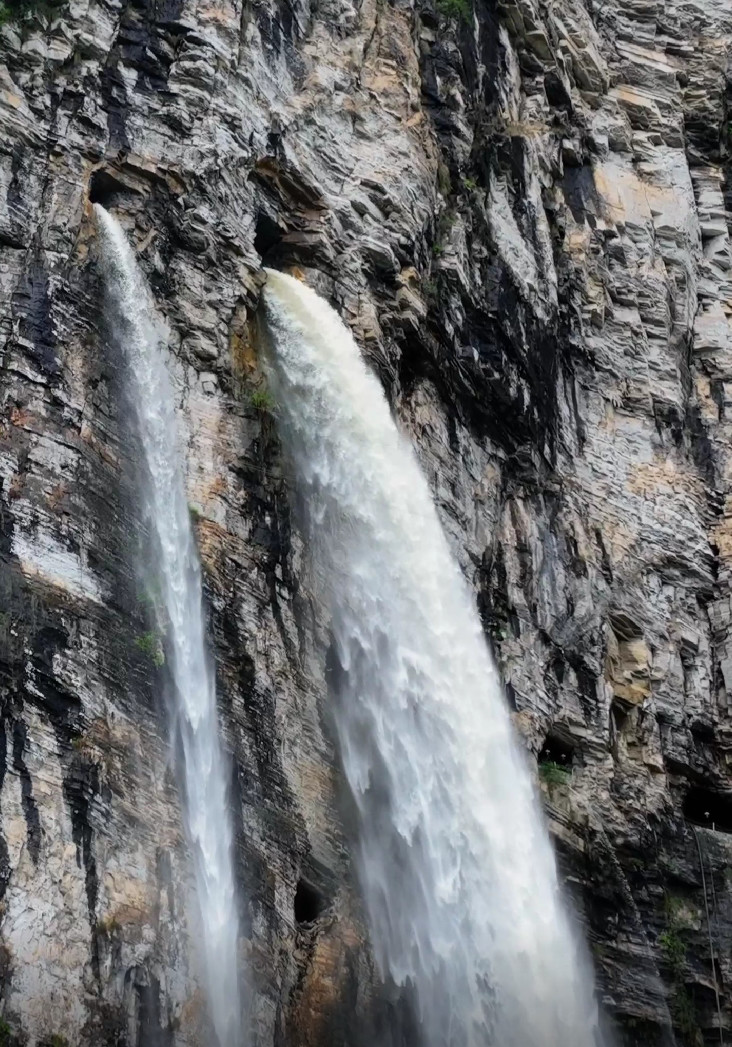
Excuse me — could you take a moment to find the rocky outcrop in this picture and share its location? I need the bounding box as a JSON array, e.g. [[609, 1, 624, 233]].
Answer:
[[0, 0, 731, 1043]]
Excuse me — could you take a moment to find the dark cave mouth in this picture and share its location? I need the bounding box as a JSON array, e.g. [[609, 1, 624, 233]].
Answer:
[[294, 878, 326, 925], [538, 732, 575, 768], [683, 786, 732, 833], [254, 211, 285, 263], [88, 168, 133, 208]]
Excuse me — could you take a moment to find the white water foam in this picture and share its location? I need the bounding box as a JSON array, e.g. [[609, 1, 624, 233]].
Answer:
[[263, 268, 603, 1047]]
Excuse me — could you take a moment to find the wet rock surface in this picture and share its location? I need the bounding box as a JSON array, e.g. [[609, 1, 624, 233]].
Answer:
[[0, 0, 732, 1043]]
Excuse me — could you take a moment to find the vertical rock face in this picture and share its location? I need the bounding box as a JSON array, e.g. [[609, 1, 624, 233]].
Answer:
[[0, 0, 731, 1044]]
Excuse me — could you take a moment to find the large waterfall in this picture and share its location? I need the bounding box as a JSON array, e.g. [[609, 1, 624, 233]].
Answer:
[[95, 207, 241, 1047], [263, 270, 603, 1047]]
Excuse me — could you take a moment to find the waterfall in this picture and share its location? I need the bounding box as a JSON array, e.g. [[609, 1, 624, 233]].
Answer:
[[95, 207, 241, 1047], [262, 269, 603, 1047]]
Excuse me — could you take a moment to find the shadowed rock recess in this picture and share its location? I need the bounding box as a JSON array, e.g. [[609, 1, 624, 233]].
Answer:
[[0, 0, 731, 1043]]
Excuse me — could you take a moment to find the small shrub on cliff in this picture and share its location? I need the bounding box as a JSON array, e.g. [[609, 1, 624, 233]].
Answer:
[[659, 929, 686, 976], [0, 0, 61, 25], [435, 0, 471, 21], [538, 761, 571, 787], [250, 389, 276, 414], [0, 1019, 11, 1047], [670, 988, 702, 1047], [135, 630, 165, 668]]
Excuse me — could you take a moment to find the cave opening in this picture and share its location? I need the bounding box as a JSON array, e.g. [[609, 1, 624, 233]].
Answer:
[[683, 786, 732, 833], [538, 732, 574, 768], [294, 878, 325, 925], [254, 211, 284, 263], [88, 168, 131, 208]]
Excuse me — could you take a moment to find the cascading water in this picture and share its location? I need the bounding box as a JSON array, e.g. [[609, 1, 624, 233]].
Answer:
[[95, 207, 241, 1047], [262, 270, 604, 1047]]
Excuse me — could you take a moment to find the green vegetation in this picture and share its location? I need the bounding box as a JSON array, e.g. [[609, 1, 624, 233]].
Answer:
[[660, 893, 703, 1044], [0, 0, 60, 26], [135, 630, 165, 669], [462, 176, 477, 191], [188, 503, 202, 520], [48, 1036, 69, 1047], [435, 0, 471, 22], [663, 892, 696, 929], [670, 988, 702, 1047], [0, 1019, 11, 1047], [659, 929, 686, 976], [538, 761, 571, 787], [250, 389, 276, 414]]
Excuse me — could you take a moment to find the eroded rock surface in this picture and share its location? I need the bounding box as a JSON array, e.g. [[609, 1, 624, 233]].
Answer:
[[1, 0, 731, 1043]]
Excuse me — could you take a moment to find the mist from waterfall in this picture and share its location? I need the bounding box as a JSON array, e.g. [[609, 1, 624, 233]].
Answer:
[[262, 269, 604, 1047], [95, 206, 241, 1047]]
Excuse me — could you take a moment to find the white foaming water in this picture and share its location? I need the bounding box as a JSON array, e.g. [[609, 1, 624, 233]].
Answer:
[[263, 269, 603, 1047], [95, 207, 241, 1047]]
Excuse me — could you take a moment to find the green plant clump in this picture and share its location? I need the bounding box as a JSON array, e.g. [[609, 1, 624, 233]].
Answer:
[[250, 389, 275, 413], [538, 760, 571, 786], [659, 928, 686, 976], [435, 0, 471, 21], [135, 631, 165, 669], [462, 176, 478, 191], [0, 1018, 12, 1047], [48, 1036, 69, 1047], [0, 0, 60, 26], [670, 987, 702, 1046]]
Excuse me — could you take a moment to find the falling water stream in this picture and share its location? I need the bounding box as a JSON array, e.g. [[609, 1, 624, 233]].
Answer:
[[263, 270, 604, 1047], [95, 207, 241, 1047]]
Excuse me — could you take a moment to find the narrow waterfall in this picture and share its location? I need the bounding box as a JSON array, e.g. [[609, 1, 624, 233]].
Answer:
[[95, 207, 241, 1047], [262, 270, 603, 1047]]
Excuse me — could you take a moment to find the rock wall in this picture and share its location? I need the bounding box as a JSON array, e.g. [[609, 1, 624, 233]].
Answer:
[[0, 0, 731, 1043]]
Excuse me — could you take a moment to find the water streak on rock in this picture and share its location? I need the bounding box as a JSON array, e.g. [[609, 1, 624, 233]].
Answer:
[[95, 205, 241, 1047]]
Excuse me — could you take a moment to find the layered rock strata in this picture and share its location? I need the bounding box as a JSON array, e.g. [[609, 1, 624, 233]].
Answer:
[[0, 0, 731, 1043]]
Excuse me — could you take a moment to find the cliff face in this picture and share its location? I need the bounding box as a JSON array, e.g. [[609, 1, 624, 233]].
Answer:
[[0, 0, 731, 1043]]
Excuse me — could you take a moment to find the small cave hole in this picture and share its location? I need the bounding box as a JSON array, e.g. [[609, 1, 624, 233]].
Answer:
[[254, 211, 284, 263], [88, 168, 131, 208], [609, 611, 644, 641], [683, 786, 732, 833], [611, 698, 630, 733], [294, 878, 325, 925], [538, 732, 574, 768], [689, 719, 715, 743]]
